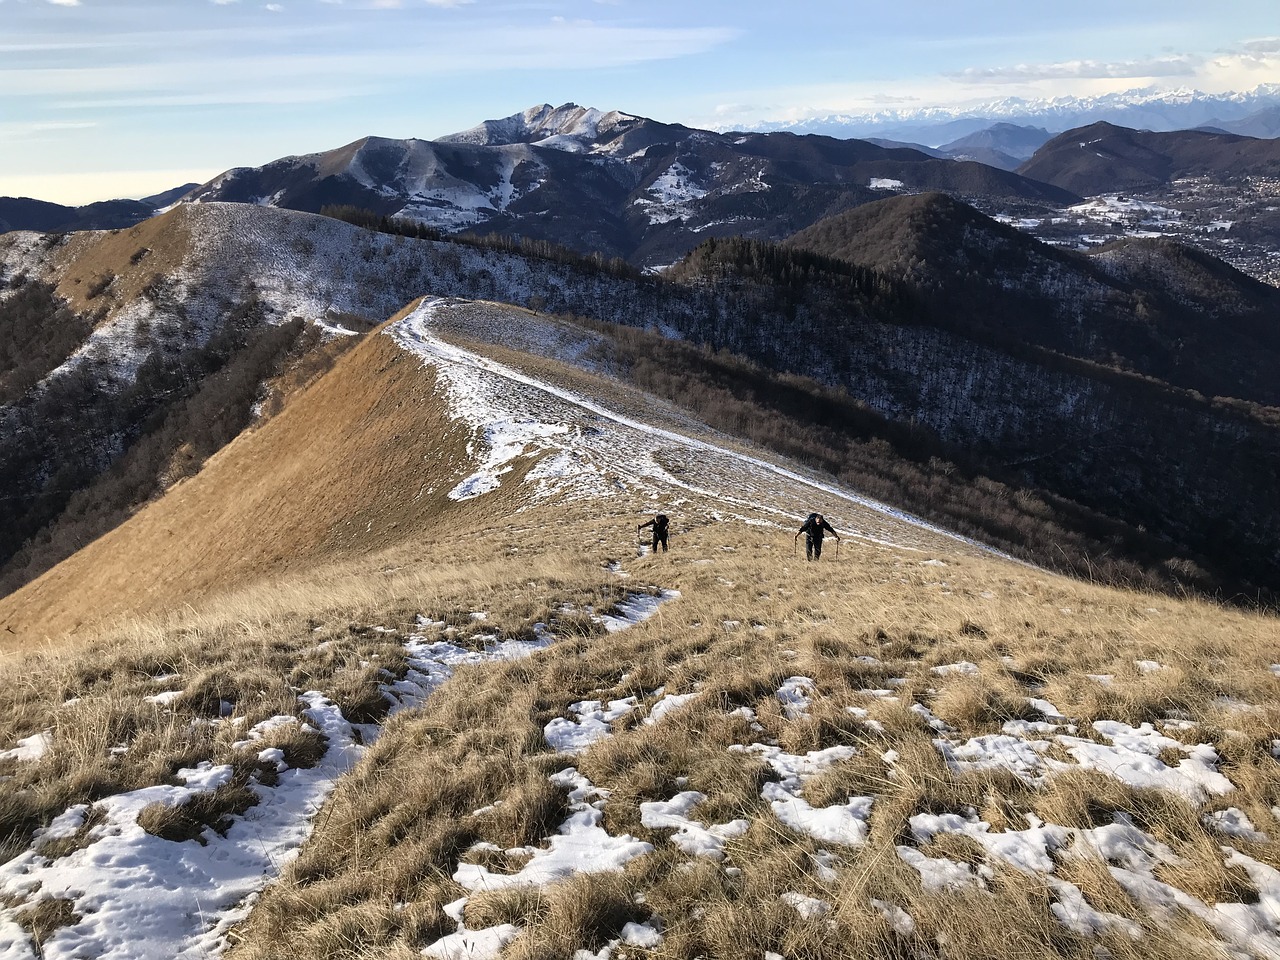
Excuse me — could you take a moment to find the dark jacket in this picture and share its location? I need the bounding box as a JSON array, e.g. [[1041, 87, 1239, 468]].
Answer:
[[799, 514, 837, 540], [639, 514, 669, 534]]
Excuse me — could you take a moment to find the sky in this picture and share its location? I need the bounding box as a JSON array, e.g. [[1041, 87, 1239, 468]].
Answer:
[[2, 0, 1278, 206]]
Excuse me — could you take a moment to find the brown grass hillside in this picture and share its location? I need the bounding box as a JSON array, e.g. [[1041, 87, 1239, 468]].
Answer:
[[0, 307, 472, 648], [40, 206, 197, 318]]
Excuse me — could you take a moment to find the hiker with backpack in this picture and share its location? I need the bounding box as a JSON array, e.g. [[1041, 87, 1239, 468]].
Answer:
[[796, 512, 839, 561], [638, 513, 670, 553]]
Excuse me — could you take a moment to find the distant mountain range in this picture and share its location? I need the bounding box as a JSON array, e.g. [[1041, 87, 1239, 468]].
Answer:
[[736, 84, 1280, 145], [0, 184, 196, 235]]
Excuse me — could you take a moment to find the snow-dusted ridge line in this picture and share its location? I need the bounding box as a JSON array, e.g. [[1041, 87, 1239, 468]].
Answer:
[[388, 298, 1001, 555]]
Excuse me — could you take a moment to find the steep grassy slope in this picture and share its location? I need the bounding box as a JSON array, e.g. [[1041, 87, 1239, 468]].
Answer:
[[0, 316, 469, 645]]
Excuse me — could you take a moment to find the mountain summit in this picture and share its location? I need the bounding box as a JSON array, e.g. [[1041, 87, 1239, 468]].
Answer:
[[182, 103, 1077, 267], [437, 102, 647, 152]]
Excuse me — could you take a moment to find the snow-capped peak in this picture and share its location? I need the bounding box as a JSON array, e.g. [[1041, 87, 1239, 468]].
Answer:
[[439, 103, 641, 151]]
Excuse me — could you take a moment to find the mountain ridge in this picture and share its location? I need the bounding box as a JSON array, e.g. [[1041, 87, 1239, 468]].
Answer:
[[176, 104, 1079, 267], [733, 83, 1280, 144], [5, 198, 1279, 607], [1018, 121, 1280, 195]]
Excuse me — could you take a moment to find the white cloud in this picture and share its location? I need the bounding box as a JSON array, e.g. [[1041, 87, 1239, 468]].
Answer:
[[950, 56, 1200, 84], [1240, 37, 1280, 53], [45, 0, 82, 6], [1, 20, 739, 111], [2, 119, 98, 137]]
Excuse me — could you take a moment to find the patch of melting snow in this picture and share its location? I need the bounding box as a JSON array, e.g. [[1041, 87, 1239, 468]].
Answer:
[[781, 891, 832, 919], [599, 589, 680, 632], [453, 768, 654, 891], [911, 702, 953, 732], [544, 697, 639, 754], [930, 661, 979, 676], [776, 676, 816, 718], [0, 731, 52, 763], [142, 690, 185, 706], [1204, 807, 1268, 842], [936, 720, 1234, 803], [1061, 721, 1234, 803], [762, 785, 873, 846], [638, 791, 749, 860], [870, 898, 916, 936], [1048, 878, 1143, 939], [645, 691, 700, 725], [449, 420, 571, 501], [897, 845, 989, 891], [423, 918, 520, 960]]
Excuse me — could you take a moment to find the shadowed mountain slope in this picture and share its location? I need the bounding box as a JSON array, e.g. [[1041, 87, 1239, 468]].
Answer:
[[1018, 121, 1280, 195], [784, 191, 1280, 406]]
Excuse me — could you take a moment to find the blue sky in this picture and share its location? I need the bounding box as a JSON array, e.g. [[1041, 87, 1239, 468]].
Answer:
[[3, 0, 1278, 205]]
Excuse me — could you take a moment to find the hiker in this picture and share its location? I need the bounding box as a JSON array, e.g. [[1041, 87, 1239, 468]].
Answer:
[[638, 513, 670, 552], [795, 512, 839, 561]]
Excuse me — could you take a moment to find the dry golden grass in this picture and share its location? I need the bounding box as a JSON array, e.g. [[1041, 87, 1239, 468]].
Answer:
[[3, 486, 1276, 958], [8, 506, 1229, 959], [0, 325, 474, 649], [42, 207, 197, 316]]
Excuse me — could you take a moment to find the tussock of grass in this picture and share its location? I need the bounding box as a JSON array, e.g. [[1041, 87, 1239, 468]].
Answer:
[[138, 781, 260, 844], [11, 896, 80, 949]]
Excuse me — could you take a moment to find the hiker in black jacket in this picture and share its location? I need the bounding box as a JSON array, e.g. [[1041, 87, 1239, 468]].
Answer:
[[638, 514, 670, 552], [796, 513, 839, 561]]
